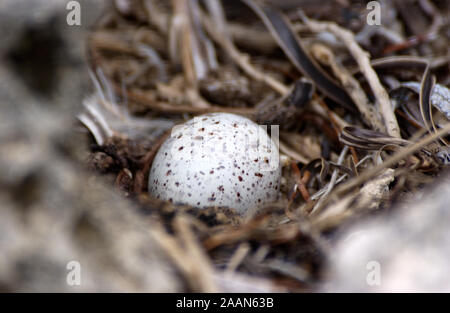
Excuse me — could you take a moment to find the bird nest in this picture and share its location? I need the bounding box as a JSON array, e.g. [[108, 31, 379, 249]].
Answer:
[[78, 0, 450, 292]]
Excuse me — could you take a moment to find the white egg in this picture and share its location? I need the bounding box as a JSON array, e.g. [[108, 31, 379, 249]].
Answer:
[[148, 113, 281, 214]]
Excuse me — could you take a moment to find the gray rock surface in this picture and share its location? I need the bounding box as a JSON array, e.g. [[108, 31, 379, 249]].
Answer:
[[0, 0, 181, 292], [324, 172, 450, 292], [0, 0, 104, 110]]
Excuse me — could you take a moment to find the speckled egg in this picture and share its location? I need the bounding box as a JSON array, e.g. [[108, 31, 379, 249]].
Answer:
[[148, 112, 281, 214]]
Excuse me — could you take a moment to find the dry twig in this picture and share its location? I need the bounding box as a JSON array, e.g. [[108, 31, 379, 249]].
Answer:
[[300, 13, 401, 138]]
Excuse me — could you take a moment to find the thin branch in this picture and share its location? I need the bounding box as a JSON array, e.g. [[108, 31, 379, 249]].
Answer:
[[317, 122, 450, 212], [201, 11, 289, 95], [300, 13, 401, 138], [310, 43, 386, 132]]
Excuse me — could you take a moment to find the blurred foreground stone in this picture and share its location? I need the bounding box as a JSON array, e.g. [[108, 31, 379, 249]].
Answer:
[[0, 0, 181, 292], [324, 172, 450, 292]]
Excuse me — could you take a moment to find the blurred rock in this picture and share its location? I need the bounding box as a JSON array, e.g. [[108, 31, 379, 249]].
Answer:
[[0, 0, 181, 292], [0, 0, 104, 110], [324, 172, 450, 292]]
